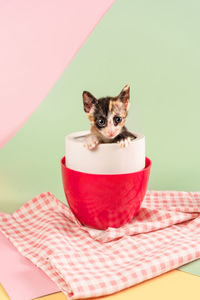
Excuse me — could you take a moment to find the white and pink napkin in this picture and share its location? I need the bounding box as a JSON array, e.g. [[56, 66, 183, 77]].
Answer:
[[0, 191, 200, 299]]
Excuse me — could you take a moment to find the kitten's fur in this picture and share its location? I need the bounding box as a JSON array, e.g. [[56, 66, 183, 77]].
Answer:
[[83, 84, 136, 150]]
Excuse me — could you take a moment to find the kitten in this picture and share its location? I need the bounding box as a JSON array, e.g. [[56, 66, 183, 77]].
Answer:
[[82, 84, 136, 150]]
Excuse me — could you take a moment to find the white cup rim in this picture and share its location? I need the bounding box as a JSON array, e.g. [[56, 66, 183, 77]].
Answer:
[[66, 130, 145, 148]]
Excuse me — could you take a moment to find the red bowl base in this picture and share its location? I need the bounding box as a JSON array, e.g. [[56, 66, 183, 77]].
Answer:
[[61, 157, 151, 230]]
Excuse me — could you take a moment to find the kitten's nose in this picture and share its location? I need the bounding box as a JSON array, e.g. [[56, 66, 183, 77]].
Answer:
[[108, 131, 114, 137]]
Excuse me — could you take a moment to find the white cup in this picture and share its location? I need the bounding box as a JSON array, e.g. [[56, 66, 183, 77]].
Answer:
[[65, 130, 145, 175]]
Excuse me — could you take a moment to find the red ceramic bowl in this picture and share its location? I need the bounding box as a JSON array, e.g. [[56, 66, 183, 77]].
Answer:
[[61, 156, 151, 229]]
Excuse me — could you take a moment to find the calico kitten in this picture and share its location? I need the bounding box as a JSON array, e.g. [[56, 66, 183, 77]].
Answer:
[[82, 84, 136, 150]]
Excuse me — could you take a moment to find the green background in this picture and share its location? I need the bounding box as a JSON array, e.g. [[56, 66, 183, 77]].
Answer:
[[0, 0, 199, 213]]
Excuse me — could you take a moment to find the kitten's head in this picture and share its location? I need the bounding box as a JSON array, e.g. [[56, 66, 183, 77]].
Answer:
[[82, 85, 130, 139]]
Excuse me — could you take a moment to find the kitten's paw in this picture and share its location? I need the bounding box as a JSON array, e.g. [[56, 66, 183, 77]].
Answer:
[[117, 137, 131, 148], [84, 135, 99, 150]]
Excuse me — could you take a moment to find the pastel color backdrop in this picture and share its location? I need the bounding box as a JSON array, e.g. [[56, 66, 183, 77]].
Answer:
[[0, 0, 200, 286], [0, 0, 114, 148], [0, 0, 199, 210]]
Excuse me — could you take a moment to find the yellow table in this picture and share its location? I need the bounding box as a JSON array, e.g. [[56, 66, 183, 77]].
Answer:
[[1, 270, 200, 300]]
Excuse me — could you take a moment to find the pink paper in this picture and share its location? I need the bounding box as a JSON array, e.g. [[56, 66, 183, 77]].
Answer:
[[0, 232, 59, 300], [0, 0, 115, 149]]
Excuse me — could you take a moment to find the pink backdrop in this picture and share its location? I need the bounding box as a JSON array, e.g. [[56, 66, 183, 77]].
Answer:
[[0, 0, 115, 149]]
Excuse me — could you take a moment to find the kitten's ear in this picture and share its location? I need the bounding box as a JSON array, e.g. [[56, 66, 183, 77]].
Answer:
[[82, 91, 97, 113], [118, 84, 130, 109]]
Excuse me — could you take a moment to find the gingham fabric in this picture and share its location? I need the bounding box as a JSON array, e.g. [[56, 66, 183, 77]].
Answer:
[[0, 191, 200, 299]]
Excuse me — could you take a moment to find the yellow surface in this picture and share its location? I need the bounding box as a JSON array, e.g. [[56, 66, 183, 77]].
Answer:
[[0, 284, 10, 300], [34, 292, 67, 300], [1, 270, 200, 300]]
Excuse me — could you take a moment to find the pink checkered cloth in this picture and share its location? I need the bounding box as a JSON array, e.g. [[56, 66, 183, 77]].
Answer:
[[0, 191, 200, 299]]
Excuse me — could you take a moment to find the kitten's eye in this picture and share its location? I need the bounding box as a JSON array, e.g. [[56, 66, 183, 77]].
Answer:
[[97, 118, 106, 127], [114, 116, 122, 125]]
